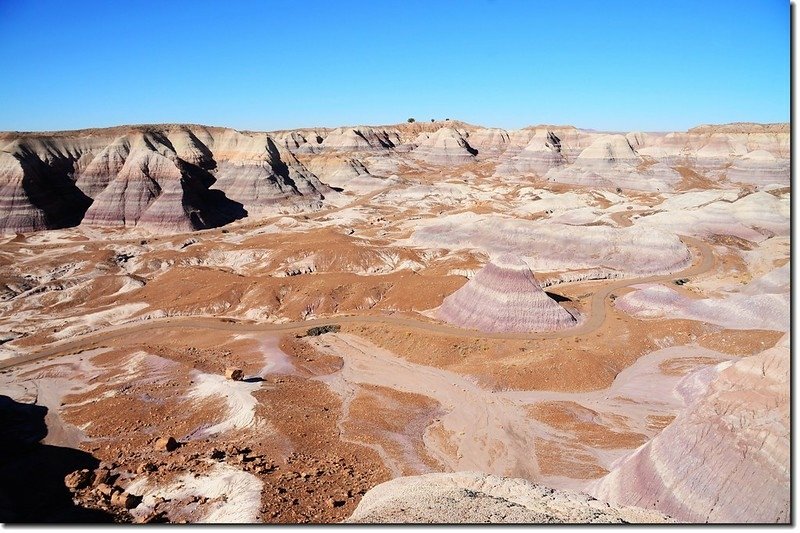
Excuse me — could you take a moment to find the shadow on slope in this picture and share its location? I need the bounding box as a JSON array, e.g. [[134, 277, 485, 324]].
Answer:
[[0, 395, 114, 523]]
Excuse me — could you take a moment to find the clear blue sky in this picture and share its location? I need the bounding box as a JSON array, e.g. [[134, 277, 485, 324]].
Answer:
[[0, 0, 789, 132]]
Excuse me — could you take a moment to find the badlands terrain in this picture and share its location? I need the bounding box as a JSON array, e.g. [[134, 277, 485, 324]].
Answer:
[[0, 120, 790, 523]]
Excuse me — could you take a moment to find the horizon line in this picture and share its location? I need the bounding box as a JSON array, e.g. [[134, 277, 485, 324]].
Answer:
[[0, 118, 790, 137]]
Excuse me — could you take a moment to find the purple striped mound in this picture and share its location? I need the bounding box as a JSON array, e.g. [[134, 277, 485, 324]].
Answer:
[[437, 254, 577, 333]]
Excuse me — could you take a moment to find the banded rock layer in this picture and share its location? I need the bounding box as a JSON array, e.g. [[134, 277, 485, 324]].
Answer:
[[497, 130, 566, 176], [0, 125, 330, 233], [545, 134, 681, 192], [411, 127, 477, 165], [0, 121, 789, 234], [437, 254, 577, 332], [590, 336, 790, 523], [726, 150, 790, 186], [303, 157, 392, 194]]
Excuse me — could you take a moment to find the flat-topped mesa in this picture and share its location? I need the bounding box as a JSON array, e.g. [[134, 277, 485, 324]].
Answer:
[[633, 123, 789, 178], [437, 254, 577, 333], [687, 122, 790, 135]]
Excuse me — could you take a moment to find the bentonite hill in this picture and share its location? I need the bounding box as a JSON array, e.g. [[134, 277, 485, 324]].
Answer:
[[0, 120, 789, 523]]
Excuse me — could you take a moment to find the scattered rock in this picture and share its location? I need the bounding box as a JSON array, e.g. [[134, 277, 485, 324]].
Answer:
[[136, 462, 158, 474], [225, 367, 244, 381], [93, 468, 112, 487], [210, 448, 225, 460], [64, 469, 94, 491], [135, 511, 169, 524], [304, 325, 341, 337], [255, 464, 274, 475], [154, 436, 179, 452], [111, 491, 140, 509], [95, 483, 117, 498]]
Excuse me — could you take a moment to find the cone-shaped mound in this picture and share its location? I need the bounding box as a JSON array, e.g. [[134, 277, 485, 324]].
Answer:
[[437, 254, 577, 333]]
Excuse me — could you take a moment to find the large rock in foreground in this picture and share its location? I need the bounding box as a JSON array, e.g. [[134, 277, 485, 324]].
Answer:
[[437, 254, 577, 333], [345, 472, 672, 524], [589, 335, 790, 523]]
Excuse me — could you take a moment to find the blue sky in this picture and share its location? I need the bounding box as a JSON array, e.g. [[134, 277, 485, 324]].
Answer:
[[0, 0, 789, 132]]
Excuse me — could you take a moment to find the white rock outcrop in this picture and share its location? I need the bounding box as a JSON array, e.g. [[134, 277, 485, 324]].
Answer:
[[346, 472, 672, 524]]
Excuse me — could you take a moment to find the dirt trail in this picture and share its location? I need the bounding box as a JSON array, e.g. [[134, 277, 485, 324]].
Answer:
[[608, 208, 654, 228], [0, 236, 714, 371]]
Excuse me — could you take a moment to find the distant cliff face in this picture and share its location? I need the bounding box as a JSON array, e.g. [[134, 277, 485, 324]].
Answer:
[[0, 121, 789, 234], [0, 125, 331, 234]]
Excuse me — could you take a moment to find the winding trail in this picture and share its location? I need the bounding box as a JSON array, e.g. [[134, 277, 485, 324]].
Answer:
[[0, 235, 714, 371]]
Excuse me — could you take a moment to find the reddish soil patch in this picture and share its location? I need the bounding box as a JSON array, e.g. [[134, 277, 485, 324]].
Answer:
[[535, 439, 608, 479], [528, 402, 648, 449], [344, 384, 444, 475], [18, 332, 394, 524], [659, 356, 730, 377], [646, 414, 676, 431], [696, 329, 784, 356], [253, 375, 390, 523], [344, 311, 709, 393]]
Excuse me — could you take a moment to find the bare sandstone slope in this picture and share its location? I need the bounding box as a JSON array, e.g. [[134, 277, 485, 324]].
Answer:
[[0, 121, 789, 234], [0, 140, 94, 233], [411, 127, 477, 165], [345, 472, 672, 524], [589, 335, 790, 523], [634, 123, 789, 179], [437, 254, 577, 333], [0, 125, 330, 233], [496, 129, 567, 177], [545, 134, 681, 192]]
